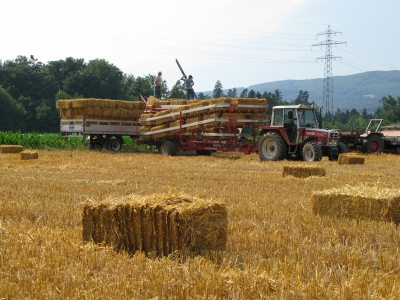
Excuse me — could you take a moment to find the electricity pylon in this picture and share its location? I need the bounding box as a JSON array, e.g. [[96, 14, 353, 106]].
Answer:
[[312, 25, 346, 118]]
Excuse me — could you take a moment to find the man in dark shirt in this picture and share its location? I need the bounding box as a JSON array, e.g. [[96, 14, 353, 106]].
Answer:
[[181, 75, 194, 100]]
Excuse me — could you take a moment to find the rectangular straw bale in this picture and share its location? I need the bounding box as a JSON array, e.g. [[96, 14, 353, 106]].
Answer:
[[152, 132, 169, 139], [155, 100, 171, 106], [20, 150, 38, 160], [282, 165, 326, 178], [56, 100, 71, 109], [59, 109, 72, 119], [247, 113, 268, 120], [82, 192, 228, 256], [231, 98, 259, 105], [140, 126, 152, 132], [147, 96, 159, 105], [311, 185, 400, 223], [209, 98, 232, 104], [70, 108, 85, 119], [155, 116, 173, 125], [170, 99, 187, 105], [188, 101, 210, 109], [140, 113, 155, 119], [1, 145, 24, 153], [221, 113, 246, 119], [170, 119, 186, 127], [155, 109, 173, 117], [338, 153, 365, 165], [186, 116, 203, 124], [203, 113, 221, 120], [171, 105, 190, 113], [150, 124, 168, 131]]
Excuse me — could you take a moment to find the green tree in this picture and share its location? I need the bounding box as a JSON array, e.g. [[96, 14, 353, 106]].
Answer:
[[294, 90, 309, 105], [248, 89, 256, 98], [0, 86, 26, 131], [227, 88, 237, 97], [239, 88, 248, 98], [169, 80, 186, 99], [375, 95, 400, 123], [213, 80, 224, 98], [46, 57, 86, 91]]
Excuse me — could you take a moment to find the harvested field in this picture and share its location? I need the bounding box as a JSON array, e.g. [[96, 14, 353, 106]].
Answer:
[[1, 151, 400, 299]]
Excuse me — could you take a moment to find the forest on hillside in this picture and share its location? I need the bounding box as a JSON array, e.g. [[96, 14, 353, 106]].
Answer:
[[1, 55, 399, 133]]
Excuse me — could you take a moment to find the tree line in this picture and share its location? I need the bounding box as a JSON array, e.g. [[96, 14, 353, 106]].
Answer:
[[0, 55, 399, 133]]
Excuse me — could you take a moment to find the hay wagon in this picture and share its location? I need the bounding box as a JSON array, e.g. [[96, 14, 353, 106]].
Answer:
[[58, 98, 269, 156]]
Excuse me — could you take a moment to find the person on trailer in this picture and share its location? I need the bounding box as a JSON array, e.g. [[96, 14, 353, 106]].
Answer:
[[181, 75, 195, 100], [154, 71, 162, 99]]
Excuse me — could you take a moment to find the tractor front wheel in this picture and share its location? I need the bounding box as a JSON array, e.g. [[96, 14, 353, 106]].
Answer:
[[258, 133, 287, 161], [302, 142, 323, 162]]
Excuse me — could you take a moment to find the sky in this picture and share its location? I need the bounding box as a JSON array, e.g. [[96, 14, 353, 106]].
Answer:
[[2, 0, 400, 93]]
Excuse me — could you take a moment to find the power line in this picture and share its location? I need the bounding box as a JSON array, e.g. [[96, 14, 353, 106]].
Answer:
[[312, 25, 346, 117]]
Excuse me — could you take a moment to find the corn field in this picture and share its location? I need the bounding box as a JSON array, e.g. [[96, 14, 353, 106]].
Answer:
[[1, 150, 400, 299]]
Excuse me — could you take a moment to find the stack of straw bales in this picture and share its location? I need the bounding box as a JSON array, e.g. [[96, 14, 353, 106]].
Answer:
[[56, 99, 145, 121], [282, 165, 326, 178], [311, 185, 400, 223], [20, 150, 38, 160], [0, 145, 24, 153], [338, 153, 365, 165], [82, 192, 228, 256], [140, 97, 268, 139]]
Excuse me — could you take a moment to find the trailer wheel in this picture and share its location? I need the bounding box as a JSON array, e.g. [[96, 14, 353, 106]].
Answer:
[[362, 135, 383, 154], [302, 142, 322, 162], [160, 141, 177, 156], [338, 142, 348, 154], [108, 138, 123, 152], [258, 133, 287, 161]]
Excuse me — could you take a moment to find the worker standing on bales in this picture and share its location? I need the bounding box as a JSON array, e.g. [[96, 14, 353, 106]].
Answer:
[[154, 71, 162, 99], [181, 75, 195, 100]]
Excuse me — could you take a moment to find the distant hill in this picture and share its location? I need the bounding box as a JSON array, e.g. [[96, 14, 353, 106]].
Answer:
[[202, 70, 400, 113]]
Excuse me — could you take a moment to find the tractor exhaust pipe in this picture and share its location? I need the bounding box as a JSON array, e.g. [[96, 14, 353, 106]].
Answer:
[[319, 106, 323, 129]]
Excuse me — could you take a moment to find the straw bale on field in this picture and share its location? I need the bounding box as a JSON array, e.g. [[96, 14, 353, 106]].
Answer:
[[82, 192, 228, 256], [1, 145, 24, 153], [20, 150, 38, 160], [311, 185, 400, 223], [282, 165, 326, 178], [338, 153, 365, 165]]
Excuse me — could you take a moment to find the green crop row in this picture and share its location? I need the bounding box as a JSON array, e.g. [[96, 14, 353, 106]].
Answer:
[[0, 131, 86, 150], [0, 131, 151, 152]]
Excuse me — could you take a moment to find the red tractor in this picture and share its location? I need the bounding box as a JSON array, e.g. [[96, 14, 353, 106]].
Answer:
[[339, 119, 384, 154], [258, 104, 345, 161]]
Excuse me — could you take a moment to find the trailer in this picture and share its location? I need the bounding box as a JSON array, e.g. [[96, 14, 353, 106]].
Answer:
[[59, 99, 342, 161], [60, 101, 269, 155]]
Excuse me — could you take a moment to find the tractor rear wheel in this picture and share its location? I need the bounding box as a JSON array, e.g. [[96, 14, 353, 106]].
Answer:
[[160, 141, 177, 156], [362, 135, 383, 154], [302, 142, 322, 162], [258, 133, 287, 161]]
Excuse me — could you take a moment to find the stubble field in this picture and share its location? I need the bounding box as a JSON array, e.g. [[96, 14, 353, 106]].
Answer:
[[1, 150, 400, 299]]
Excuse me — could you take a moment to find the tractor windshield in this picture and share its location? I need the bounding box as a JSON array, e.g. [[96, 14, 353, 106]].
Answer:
[[298, 109, 318, 128]]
